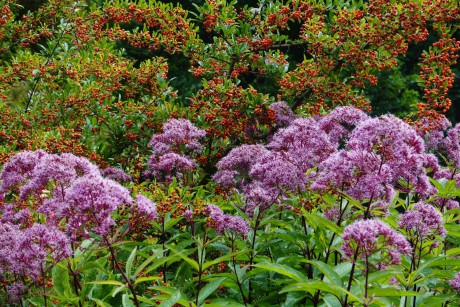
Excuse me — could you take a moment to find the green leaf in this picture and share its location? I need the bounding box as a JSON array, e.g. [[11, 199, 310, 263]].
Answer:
[[447, 247, 460, 255], [254, 262, 306, 282], [52, 264, 71, 297], [303, 214, 343, 235], [81, 260, 108, 272], [367, 270, 399, 283], [112, 284, 128, 297], [143, 248, 195, 275], [410, 255, 448, 283], [122, 293, 135, 307], [322, 294, 342, 307], [202, 250, 245, 271], [203, 299, 246, 306], [159, 289, 181, 307], [136, 296, 159, 306], [302, 260, 342, 285], [332, 263, 352, 279], [126, 247, 137, 279], [281, 281, 362, 304], [369, 288, 423, 297], [446, 225, 460, 238], [282, 281, 339, 296], [164, 217, 183, 231], [91, 298, 112, 307], [198, 277, 226, 306], [87, 280, 124, 286], [134, 249, 166, 278], [150, 286, 191, 306], [168, 246, 199, 271], [409, 256, 460, 285], [418, 294, 456, 306], [134, 276, 162, 285]]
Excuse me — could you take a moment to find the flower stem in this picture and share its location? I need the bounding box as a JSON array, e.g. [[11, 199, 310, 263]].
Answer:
[[195, 232, 207, 306], [231, 236, 248, 306], [343, 246, 359, 307], [41, 266, 48, 307], [104, 238, 140, 307], [68, 261, 83, 307], [364, 256, 369, 304], [248, 210, 261, 304]]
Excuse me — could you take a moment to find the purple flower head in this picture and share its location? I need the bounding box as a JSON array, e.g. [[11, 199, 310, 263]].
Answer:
[[0, 204, 31, 225], [341, 220, 411, 266], [6, 282, 24, 302], [205, 204, 250, 236], [424, 153, 441, 175], [0, 222, 70, 285], [399, 203, 446, 238], [0, 222, 22, 273], [148, 152, 197, 182], [249, 151, 307, 192], [319, 106, 370, 146], [389, 276, 400, 289], [348, 115, 425, 166], [182, 209, 193, 221], [148, 135, 173, 155], [348, 115, 424, 154], [134, 194, 157, 222], [18, 153, 99, 200], [346, 115, 436, 197], [436, 198, 460, 210], [60, 153, 101, 176], [440, 123, 460, 168], [312, 149, 395, 204], [242, 182, 280, 215], [0, 153, 105, 227], [269, 101, 297, 126], [102, 167, 132, 183], [213, 170, 239, 188], [149, 119, 206, 155], [0, 150, 47, 194], [147, 120, 203, 183], [64, 174, 133, 240], [268, 117, 335, 172], [216, 144, 268, 172], [450, 272, 460, 292], [225, 215, 251, 236], [14, 224, 71, 279], [324, 207, 340, 221], [418, 115, 451, 151], [214, 144, 268, 188]]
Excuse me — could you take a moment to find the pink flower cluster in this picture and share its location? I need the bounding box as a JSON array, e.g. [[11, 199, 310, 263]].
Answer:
[[399, 203, 446, 239], [101, 167, 132, 182], [341, 219, 412, 266], [0, 150, 157, 300], [147, 119, 205, 181], [0, 151, 140, 238], [214, 106, 450, 217], [0, 222, 71, 301], [450, 272, 460, 292], [205, 204, 250, 236]]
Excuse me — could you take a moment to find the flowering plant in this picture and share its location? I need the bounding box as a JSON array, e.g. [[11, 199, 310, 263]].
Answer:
[[0, 0, 460, 306]]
